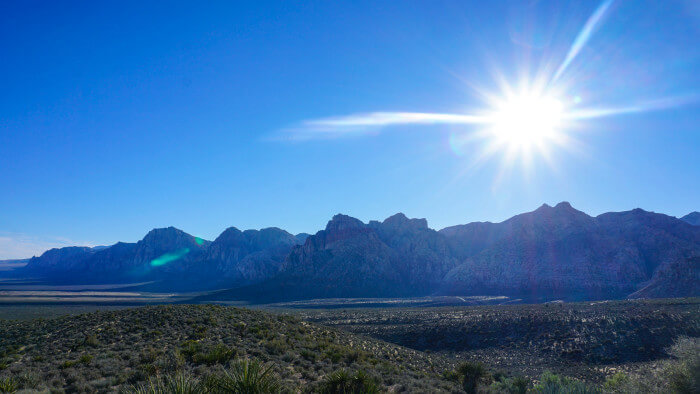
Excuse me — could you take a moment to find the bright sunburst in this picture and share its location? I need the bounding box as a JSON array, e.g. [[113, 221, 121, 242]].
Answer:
[[284, 0, 696, 184], [486, 92, 565, 151]]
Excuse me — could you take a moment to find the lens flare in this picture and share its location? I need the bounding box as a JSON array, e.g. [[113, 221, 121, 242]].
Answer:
[[150, 248, 190, 267]]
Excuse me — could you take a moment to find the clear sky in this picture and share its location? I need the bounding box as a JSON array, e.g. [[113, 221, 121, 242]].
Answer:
[[1, 1, 698, 258]]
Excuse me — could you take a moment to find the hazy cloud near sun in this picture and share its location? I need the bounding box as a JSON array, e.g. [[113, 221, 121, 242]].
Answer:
[[0, 233, 95, 260], [276, 111, 489, 141]]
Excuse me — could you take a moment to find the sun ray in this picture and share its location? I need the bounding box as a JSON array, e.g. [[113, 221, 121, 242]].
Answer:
[[552, 0, 615, 83]]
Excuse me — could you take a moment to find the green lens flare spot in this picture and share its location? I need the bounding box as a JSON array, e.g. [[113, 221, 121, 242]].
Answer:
[[194, 237, 205, 246], [150, 248, 190, 267]]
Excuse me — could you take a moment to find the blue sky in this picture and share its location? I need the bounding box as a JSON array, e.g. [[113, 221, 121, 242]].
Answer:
[[1, 1, 698, 258]]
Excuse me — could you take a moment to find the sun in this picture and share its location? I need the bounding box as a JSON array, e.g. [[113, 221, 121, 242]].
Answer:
[[487, 92, 566, 150]]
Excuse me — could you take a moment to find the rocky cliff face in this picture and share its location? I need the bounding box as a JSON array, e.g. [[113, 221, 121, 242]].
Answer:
[[206, 227, 302, 284], [369, 213, 457, 289], [628, 256, 700, 299], [280, 214, 401, 297]]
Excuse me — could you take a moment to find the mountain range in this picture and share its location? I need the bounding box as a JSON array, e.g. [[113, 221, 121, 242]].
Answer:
[[6, 203, 699, 302]]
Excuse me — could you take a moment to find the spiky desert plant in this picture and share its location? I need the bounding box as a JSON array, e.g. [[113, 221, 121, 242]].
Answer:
[[125, 373, 204, 394], [0, 377, 18, 394], [318, 369, 379, 394], [210, 359, 279, 394], [457, 362, 487, 394]]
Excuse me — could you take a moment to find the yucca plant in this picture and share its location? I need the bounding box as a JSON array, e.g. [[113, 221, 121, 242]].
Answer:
[[124, 373, 204, 394], [457, 362, 487, 394], [318, 369, 379, 394], [0, 377, 18, 394], [210, 359, 279, 394]]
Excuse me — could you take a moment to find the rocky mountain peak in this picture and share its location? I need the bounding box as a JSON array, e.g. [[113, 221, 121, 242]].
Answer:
[[513, 202, 592, 229], [212, 227, 245, 245], [555, 201, 574, 210], [325, 214, 366, 232], [142, 226, 189, 243], [534, 201, 576, 213], [382, 213, 429, 231], [681, 212, 700, 226], [138, 227, 208, 254]]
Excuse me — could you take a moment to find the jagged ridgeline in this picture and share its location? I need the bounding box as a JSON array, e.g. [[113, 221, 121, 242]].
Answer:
[[14, 203, 700, 301]]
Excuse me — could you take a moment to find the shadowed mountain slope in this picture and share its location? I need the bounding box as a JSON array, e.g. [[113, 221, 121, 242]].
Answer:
[[681, 211, 700, 226], [441, 204, 700, 300]]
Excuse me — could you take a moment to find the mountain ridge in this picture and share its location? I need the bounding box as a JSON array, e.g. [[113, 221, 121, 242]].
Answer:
[[9, 203, 700, 301]]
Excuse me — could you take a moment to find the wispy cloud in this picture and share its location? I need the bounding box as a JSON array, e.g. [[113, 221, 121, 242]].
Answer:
[[0, 232, 96, 260], [278, 111, 489, 140]]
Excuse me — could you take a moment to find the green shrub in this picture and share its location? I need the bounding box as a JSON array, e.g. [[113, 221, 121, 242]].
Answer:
[[665, 336, 700, 394], [16, 373, 40, 390], [180, 340, 201, 361], [85, 334, 101, 347], [318, 369, 379, 394], [300, 349, 316, 361], [61, 359, 78, 369], [157, 349, 186, 372], [614, 336, 700, 393], [194, 344, 236, 365], [80, 354, 94, 364], [264, 339, 288, 355], [602, 372, 629, 393], [489, 375, 529, 394], [209, 359, 279, 393], [442, 369, 460, 382], [0, 377, 18, 394], [457, 362, 488, 394], [533, 372, 599, 394]]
